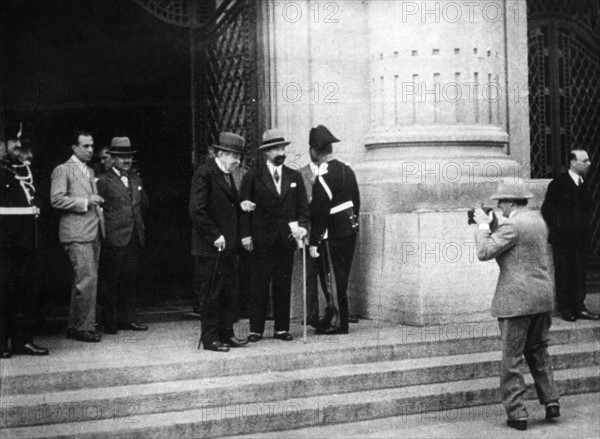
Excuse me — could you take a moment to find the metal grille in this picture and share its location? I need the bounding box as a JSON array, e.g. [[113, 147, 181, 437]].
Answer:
[[194, 0, 260, 165], [529, 0, 600, 262], [132, 0, 192, 27]]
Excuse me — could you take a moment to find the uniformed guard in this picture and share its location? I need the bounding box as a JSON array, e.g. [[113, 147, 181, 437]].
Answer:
[[308, 125, 360, 335], [0, 121, 49, 358]]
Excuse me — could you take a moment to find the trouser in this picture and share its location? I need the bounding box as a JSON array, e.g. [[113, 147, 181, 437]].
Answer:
[[552, 246, 587, 313], [0, 247, 37, 350], [99, 236, 141, 329], [328, 235, 357, 332], [498, 312, 560, 420], [306, 242, 329, 323], [249, 244, 295, 334], [64, 237, 101, 332], [197, 254, 238, 345]]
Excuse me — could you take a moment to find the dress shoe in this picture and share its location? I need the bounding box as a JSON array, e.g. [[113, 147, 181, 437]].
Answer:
[[577, 310, 600, 320], [247, 333, 263, 342], [506, 419, 527, 431], [203, 341, 229, 352], [221, 337, 248, 348], [68, 330, 101, 343], [546, 403, 560, 420], [0, 350, 11, 359], [103, 325, 118, 335], [274, 332, 293, 341], [118, 322, 149, 331], [316, 327, 348, 335], [14, 343, 49, 356], [561, 310, 576, 322]]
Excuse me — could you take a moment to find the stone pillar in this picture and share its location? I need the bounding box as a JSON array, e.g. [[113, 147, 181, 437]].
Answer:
[[352, 1, 536, 325]]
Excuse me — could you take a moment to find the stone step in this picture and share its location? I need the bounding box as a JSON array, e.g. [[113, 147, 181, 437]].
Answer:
[[3, 366, 597, 439], [4, 322, 598, 396], [1, 342, 597, 429]]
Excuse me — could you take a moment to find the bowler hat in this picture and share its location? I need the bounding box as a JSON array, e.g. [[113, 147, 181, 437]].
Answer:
[[212, 132, 246, 154], [108, 137, 137, 155], [258, 129, 291, 150], [490, 180, 534, 200], [309, 125, 339, 151]]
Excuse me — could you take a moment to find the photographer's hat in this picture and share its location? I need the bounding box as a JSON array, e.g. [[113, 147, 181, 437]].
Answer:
[[109, 137, 137, 155], [259, 129, 291, 150], [212, 132, 246, 154], [309, 125, 339, 151], [490, 180, 534, 200]]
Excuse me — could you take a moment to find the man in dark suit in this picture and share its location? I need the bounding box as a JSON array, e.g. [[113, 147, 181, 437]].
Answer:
[[475, 181, 560, 431], [240, 129, 309, 343], [308, 125, 360, 335], [0, 121, 49, 358], [97, 137, 149, 334], [51, 130, 105, 343], [190, 132, 248, 352], [541, 150, 598, 322]]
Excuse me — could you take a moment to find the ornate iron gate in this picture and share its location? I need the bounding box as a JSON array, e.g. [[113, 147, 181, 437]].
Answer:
[[133, 0, 262, 165], [528, 0, 600, 263]]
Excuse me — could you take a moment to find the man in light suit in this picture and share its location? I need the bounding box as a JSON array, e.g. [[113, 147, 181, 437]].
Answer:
[[474, 181, 560, 431], [541, 150, 598, 321], [240, 129, 309, 343], [51, 130, 104, 343], [97, 137, 149, 334]]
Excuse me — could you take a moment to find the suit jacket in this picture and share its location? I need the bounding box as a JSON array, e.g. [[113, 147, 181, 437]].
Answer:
[[97, 169, 147, 248], [50, 156, 105, 243], [0, 158, 39, 250], [190, 159, 241, 258], [541, 172, 592, 249], [475, 208, 555, 318], [240, 162, 309, 252], [310, 159, 360, 245]]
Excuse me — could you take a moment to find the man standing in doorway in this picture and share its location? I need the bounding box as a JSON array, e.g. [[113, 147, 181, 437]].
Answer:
[[240, 129, 309, 343], [542, 150, 598, 321], [97, 137, 149, 334], [51, 130, 104, 343], [474, 181, 561, 431]]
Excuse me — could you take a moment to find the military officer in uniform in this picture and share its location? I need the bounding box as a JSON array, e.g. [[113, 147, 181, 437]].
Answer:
[[0, 121, 49, 358], [308, 125, 360, 335]]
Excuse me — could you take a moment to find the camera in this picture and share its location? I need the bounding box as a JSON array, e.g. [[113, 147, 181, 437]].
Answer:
[[467, 207, 494, 225]]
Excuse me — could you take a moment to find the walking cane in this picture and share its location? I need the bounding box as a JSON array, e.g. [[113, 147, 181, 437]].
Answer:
[[197, 247, 222, 349], [302, 238, 308, 343]]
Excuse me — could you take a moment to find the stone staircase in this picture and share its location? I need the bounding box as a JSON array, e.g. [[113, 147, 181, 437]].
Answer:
[[0, 320, 598, 438]]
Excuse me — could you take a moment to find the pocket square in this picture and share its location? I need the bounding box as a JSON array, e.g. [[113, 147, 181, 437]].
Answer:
[[291, 182, 297, 188], [138, 186, 142, 191]]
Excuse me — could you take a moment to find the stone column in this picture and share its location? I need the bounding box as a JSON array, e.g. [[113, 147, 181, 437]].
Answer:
[[352, 1, 534, 325]]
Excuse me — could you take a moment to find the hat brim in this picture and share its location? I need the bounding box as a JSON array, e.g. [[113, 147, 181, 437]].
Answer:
[[212, 144, 246, 154], [258, 140, 291, 150], [490, 193, 534, 200], [108, 149, 137, 155]]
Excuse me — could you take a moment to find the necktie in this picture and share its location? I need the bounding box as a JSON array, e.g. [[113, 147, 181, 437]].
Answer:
[[121, 174, 129, 188], [274, 169, 280, 183], [224, 173, 231, 188]]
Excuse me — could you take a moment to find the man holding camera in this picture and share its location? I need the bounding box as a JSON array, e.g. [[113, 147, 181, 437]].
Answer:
[[474, 181, 560, 431]]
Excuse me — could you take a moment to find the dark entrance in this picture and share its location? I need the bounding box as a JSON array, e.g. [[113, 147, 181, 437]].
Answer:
[[528, 0, 600, 265], [0, 0, 262, 314]]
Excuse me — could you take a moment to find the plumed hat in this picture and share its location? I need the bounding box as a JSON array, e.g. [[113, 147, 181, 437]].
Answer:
[[309, 125, 339, 151]]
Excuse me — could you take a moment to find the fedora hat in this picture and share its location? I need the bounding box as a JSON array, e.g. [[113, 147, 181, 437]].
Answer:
[[212, 132, 246, 154], [309, 125, 339, 151], [108, 137, 137, 155], [490, 180, 534, 200], [258, 129, 291, 150]]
